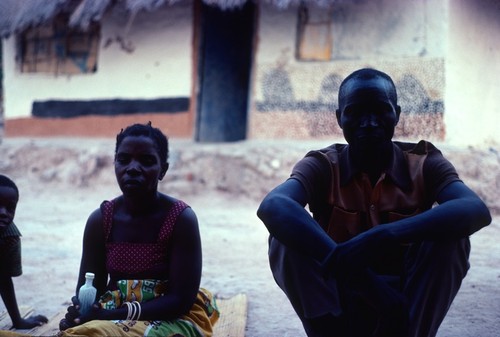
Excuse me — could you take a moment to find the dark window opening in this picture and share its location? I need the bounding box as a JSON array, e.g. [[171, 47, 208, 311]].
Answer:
[[19, 14, 100, 74], [296, 4, 333, 61]]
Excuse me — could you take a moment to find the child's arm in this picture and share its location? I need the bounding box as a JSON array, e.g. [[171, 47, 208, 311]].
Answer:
[[0, 275, 48, 329]]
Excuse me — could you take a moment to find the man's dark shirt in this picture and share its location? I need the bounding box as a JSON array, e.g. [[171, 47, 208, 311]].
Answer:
[[290, 140, 461, 274]]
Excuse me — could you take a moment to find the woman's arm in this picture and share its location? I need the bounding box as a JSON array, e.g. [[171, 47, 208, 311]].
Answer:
[[60, 208, 109, 329], [76, 208, 108, 297]]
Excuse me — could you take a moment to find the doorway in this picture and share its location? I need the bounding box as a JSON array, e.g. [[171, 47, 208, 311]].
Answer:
[[194, 1, 257, 142]]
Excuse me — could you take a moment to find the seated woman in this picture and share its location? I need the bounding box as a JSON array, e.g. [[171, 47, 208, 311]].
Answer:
[[59, 122, 218, 337]]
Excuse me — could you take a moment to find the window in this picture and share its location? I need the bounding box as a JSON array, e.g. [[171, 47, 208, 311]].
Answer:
[[296, 4, 333, 61], [19, 14, 100, 74]]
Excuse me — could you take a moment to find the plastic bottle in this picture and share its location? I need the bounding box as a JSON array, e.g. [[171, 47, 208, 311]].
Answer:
[[78, 272, 97, 316]]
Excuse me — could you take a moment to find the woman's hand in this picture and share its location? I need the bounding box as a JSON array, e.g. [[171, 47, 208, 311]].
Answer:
[[59, 296, 102, 330], [59, 296, 81, 331]]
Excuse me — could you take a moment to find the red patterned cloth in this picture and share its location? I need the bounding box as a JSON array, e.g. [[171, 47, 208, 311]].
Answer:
[[101, 199, 188, 277]]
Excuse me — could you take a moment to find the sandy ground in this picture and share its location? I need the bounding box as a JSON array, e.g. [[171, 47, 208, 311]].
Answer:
[[0, 137, 499, 337]]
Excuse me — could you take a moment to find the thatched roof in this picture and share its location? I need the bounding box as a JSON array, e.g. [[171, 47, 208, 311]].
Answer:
[[0, 0, 337, 38]]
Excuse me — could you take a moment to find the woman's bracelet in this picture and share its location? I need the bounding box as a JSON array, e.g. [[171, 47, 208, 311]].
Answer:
[[124, 301, 133, 321], [132, 301, 141, 321], [124, 301, 141, 321]]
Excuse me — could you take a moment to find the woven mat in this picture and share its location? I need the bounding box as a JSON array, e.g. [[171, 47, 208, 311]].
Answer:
[[212, 293, 248, 337], [0, 293, 247, 337], [0, 306, 35, 331]]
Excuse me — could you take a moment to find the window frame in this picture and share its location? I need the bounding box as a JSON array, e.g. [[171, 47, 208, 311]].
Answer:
[[19, 14, 100, 75], [295, 4, 334, 62]]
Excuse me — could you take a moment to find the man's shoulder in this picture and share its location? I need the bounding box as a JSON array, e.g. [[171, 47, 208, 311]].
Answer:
[[393, 140, 440, 155], [307, 143, 347, 156], [301, 143, 347, 166], [308, 140, 440, 155]]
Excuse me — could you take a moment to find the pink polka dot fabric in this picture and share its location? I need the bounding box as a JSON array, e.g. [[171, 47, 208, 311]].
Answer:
[[101, 199, 188, 276]]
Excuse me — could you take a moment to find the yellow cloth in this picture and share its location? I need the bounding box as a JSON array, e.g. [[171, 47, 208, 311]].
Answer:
[[60, 284, 219, 337]]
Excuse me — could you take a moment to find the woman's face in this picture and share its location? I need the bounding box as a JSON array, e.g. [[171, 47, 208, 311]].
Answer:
[[114, 135, 167, 197]]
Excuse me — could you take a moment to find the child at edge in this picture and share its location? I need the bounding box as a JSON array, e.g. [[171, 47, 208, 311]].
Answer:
[[0, 174, 48, 331]]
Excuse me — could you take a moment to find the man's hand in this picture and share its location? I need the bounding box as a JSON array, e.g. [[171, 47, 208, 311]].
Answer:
[[325, 225, 397, 278]]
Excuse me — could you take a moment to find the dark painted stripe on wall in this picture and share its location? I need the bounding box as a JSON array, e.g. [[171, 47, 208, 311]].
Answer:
[[32, 98, 190, 118]]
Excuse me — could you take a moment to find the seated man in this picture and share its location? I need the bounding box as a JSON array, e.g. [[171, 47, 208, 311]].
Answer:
[[257, 68, 491, 337]]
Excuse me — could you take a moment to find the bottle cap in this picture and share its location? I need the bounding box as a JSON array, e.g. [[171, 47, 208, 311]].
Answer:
[[85, 272, 95, 279]]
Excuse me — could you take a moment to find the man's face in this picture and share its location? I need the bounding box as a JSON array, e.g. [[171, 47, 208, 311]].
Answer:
[[336, 77, 401, 151]]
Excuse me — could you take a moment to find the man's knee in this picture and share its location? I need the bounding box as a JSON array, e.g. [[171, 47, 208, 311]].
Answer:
[[406, 238, 470, 276], [268, 236, 343, 319]]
